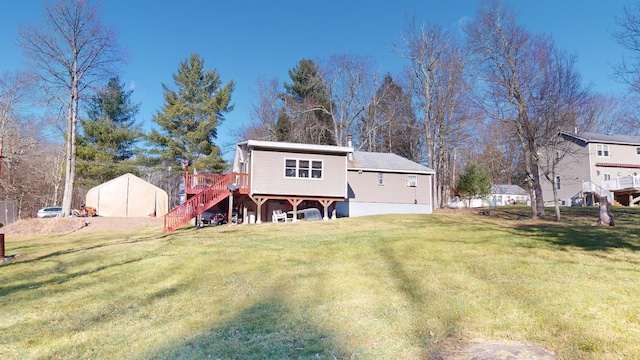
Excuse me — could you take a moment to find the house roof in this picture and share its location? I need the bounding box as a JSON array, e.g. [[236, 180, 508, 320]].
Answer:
[[491, 184, 529, 195], [348, 152, 435, 174], [239, 140, 353, 154], [560, 130, 640, 146]]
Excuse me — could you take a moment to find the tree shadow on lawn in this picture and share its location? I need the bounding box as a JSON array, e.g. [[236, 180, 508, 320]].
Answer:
[[376, 246, 465, 359], [0, 257, 146, 298], [145, 290, 348, 360], [508, 222, 640, 253]]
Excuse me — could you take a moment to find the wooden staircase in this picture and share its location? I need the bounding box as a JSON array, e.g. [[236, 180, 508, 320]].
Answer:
[[164, 173, 237, 232]]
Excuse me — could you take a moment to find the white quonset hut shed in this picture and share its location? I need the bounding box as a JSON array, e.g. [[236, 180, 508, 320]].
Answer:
[[85, 173, 168, 217]]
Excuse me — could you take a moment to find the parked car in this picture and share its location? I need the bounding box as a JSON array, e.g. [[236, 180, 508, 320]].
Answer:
[[36, 206, 63, 218], [198, 211, 226, 227]]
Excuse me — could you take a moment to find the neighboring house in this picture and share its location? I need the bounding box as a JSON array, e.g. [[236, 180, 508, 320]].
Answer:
[[540, 130, 640, 206], [337, 151, 435, 217], [86, 173, 169, 217], [163, 140, 436, 231], [446, 184, 529, 208], [488, 184, 530, 207]]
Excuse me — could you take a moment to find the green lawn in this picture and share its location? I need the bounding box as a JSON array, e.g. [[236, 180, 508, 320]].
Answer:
[[1, 207, 639, 359]]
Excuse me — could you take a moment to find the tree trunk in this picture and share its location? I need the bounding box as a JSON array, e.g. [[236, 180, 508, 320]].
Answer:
[[597, 196, 615, 226], [552, 179, 561, 221]]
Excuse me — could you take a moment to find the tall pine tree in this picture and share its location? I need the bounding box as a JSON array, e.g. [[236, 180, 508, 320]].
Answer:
[[77, 76, 142, 187], [148, 53, 234, 173], [281, 59, 334, 145]]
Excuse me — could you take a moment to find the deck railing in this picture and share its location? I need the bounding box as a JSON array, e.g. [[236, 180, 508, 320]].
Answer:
[[164, 172, 250, 232], [602, 175, 640, 191], [582, 180, 614, 204]]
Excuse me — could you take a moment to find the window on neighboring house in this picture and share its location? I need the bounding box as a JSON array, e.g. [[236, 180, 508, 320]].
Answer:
[[604, 173, 611, 181], [555, 152, 561, 164], [636, 147, 640, 155], [596, 144, 609, 157], [284, 158, 323, 179], [556, 176, 561, 190], [407, 174, 418, 187], [378, 173, 384, 186]]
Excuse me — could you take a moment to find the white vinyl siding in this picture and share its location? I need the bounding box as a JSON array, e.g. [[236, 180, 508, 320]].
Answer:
[[250, 150, 346, 197]]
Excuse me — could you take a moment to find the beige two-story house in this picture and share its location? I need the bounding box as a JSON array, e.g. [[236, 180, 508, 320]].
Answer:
[[541, 130, 640, 206]]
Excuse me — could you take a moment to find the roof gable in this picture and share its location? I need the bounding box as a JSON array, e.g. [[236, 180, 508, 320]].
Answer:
[[561, 130, 640, 146], [348, 152, 434, 174], [492, 184, 528, 195]]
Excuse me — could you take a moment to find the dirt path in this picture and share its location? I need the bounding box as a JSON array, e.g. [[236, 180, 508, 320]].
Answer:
[[1, 216, 164, 236]]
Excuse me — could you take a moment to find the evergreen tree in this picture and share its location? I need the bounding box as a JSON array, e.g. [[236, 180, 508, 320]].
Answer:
[[454, 162, 492, 205], [360, 74, 423, 161], [281, 59, 334, 145], [77, 76, 143, 187], [148, 53, 234, 173]]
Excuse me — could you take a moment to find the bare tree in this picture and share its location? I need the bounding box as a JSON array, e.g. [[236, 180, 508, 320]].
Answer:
[[18, 0, 124, 216], [234, 77, 281, 142], [468, 121, 524, 186], [0, 72, 34, 184], [465, 0, 576, 219], [613, 2, 640, 94], [398, 20, 472, 208], [535, 50, 591, 221], [581, 93, 640, 135], [321, 54, 377, 147]]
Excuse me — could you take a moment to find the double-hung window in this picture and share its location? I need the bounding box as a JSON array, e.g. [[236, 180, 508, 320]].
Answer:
[[407, 174, 418, 187], [596, 144, 609, 157], [284, 158, 323, 179]]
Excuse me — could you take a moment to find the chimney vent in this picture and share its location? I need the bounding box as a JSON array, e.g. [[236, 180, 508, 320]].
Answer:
[[347, 135, 354, 161]]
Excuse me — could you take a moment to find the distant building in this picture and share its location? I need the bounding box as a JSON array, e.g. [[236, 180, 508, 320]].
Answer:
[[489, 184, 530, 206], [540, 131, 640, 206]]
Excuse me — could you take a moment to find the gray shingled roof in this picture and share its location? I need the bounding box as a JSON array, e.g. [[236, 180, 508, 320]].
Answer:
[[349, 152, 434, 174], [561, 130, 640, 145], [492, 184, 528, 195]]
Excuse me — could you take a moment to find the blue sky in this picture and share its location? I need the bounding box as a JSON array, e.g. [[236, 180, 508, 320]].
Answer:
[[0, 0, 633, 160]]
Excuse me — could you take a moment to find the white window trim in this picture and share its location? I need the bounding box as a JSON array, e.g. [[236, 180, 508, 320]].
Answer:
[[378, 172, 384, 186], [284, 158, 324, 180], [407, 174, 418, 187]]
